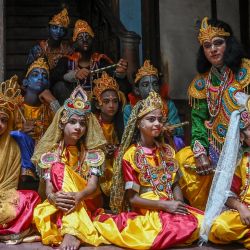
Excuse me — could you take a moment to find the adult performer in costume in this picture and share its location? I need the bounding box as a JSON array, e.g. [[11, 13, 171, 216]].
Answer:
[[92, 72, 125, 204], [0, 77, 40, 244], [32, 86, 109, 249], [27, 8, 73, 69], [93, 91, 203, 250], [176, 17, 250, 210], [51, 19, 130, 104], [197, 109, 250, 247], [123, 60, 185, 151]]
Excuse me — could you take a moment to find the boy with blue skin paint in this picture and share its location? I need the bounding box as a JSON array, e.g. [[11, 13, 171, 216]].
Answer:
[[26, 8, 73, 70], [51, 19, 130, 105], [12, 58, 60, 186], [124, 60, 185, 151]]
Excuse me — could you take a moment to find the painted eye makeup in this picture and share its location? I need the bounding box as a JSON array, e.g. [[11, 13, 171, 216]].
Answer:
[[203, 39, 225, 49], [146, 116, 164, 123]]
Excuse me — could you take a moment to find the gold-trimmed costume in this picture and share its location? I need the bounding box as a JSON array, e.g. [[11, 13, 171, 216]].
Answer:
[[209, 152, 250, 248], [14, 59, 54, 143], [32, 86, 109, 247], [178, 17, 250, 210], [92, 72, 125, 197], [93, 91, 203, 249], [0, 76, 40, 243]]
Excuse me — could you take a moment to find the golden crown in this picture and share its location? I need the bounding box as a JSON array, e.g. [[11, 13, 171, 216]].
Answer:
[[198, 17, 230, 45], [138, 91, 164, 118], [73, 19, 94, 42], [0, 75, 23, 112], [93, 72, 119, 103], [135, 60, 158, 84], [49, 8, 70, 28], [26, 58, 50, 77]]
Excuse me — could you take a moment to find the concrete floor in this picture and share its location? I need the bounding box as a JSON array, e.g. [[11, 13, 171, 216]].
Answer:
[[0, 242, 246, 250]]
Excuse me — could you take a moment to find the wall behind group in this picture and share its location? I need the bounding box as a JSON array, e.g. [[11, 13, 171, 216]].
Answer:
[[159, 0, 240, 100]]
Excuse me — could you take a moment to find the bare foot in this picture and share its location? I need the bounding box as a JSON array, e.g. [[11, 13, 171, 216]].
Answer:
[[60, 234, 81, 250]]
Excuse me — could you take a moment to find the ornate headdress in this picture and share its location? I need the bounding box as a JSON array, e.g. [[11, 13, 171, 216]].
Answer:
[[49, 8, 70, 28], [198, 17, 230, 45], [110, 91, 164, 213], [134, 60, 158, 84], [32, 85, 107, 169], [26, 57, 50, 77], [73, 19, 94, 42], [138, 91, 164, 118], [0, 75, 22, 114], [93, 72, 119, 104], [61, 85, 92, 124]]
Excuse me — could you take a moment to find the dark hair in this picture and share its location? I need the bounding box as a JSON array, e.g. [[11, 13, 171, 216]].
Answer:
[[91, 90, 124, 142], [197, 18, 246, 74]]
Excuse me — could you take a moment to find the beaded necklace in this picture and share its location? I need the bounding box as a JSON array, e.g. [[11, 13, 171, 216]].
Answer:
[[206, 67, 231, 118], [135, 143, 174, 199], [240, 152, 250, 201]]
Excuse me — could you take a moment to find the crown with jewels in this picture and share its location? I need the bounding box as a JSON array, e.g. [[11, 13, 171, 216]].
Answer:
[[93, 72, 119, 103], [138, 91, 165, 118], [198, 17, 230, 45], [61, 85, 92, 124], [73, 19, 94, 42], [135, 60, 158, 84], [49, 8, 70, 28], [26, 58, 50, 77], [0, 75, 23, 112]]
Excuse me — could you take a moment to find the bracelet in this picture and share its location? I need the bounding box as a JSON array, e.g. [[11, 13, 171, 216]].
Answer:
[[193, 140, 207, 158], [50, 100, 61, 113]]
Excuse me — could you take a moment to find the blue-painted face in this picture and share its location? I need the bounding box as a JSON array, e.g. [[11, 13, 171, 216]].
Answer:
[[76, 32, 93, 51], [24, 68, 49, 93], [137, 75, 160, 99], [49, 24, 66, 41]]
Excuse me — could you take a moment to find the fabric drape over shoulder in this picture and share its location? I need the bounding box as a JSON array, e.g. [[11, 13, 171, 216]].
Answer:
[[32, 107, 107, 167], [0, 111, 21, 190]]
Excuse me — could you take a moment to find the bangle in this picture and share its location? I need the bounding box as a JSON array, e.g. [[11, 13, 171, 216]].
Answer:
[[193, 140, 207, 158], [50, 100, 61, 113]]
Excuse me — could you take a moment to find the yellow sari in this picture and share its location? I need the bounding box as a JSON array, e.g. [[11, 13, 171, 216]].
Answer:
[[0, 110, 40, 241], [33, 146, 110, 246]]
